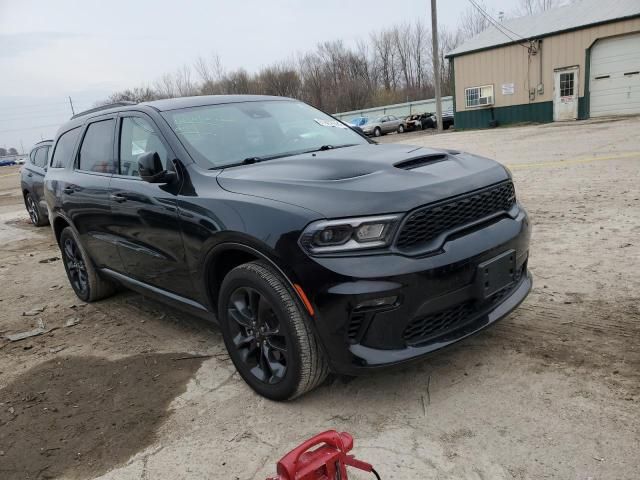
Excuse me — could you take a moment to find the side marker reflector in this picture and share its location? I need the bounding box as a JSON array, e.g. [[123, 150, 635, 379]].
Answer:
[[293, 283, 315, 317]]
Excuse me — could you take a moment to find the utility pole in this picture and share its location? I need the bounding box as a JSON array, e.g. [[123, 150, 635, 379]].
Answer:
[[68, 96, 75, 116], [430, 0, 443, 133], [20, 140, 25, 155]]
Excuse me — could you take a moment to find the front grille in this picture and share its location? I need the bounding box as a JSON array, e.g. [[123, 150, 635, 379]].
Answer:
[[396, 181, 516, 252], [402, 266, 523, 346]]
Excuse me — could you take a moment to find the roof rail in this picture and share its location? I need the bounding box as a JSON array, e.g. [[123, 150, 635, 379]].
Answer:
[[34, 139, 54, 145], [71, 101, 137, 120]]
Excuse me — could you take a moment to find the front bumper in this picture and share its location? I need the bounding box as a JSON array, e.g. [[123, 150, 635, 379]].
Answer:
[[293, 206, 532, 375]]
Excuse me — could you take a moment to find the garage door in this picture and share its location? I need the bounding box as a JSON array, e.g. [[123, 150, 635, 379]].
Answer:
[[590, 32, 640, 117]]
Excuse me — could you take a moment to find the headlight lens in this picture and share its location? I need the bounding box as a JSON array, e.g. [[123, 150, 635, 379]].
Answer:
[[300, 214, 401, 254]]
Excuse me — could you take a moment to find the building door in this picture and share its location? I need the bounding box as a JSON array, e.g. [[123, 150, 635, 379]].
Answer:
[[554, 67, 579, 121], [590, 32, 640, 118]]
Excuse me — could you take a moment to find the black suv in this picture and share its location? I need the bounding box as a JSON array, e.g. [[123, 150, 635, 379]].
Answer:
[[44, 95, 531, 400], [21, 139, 53, 226]]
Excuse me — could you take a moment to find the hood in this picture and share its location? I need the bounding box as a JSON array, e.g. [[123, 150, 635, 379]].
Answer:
[[216, 144, 510, 218]]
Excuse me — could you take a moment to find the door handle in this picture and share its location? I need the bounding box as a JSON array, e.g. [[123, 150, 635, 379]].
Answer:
[[110, 193, 127, 203], [27, 173, 33, 177], [63, 187, 75, 194]]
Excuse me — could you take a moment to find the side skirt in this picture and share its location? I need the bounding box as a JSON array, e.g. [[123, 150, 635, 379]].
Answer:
[[100, 268, 216, 323]]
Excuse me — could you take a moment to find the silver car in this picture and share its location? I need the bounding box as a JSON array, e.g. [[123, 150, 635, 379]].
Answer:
[[361, 115, 406, 137]]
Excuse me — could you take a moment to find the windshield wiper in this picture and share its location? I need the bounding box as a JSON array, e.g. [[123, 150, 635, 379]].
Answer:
[[308, 143, 358, 153], [209, 152, 292, 170], [209, 144, 359, 170]]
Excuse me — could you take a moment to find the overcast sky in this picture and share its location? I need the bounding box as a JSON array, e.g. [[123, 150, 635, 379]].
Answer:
[[1, 0, 516, 150]]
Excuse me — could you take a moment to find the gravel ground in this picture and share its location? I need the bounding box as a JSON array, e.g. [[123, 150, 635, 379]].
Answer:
[[0, 117, 639, 479]]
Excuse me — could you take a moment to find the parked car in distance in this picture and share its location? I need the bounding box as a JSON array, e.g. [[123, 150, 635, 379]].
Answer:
[[405, 114, 423, 131], [347, 116, 368, 128], [45, 95, 531, 401], [21, 140, 52, 226], [421, 110, 455, 130], [0, 157, 17, 167], [360, 114, 405, 137]]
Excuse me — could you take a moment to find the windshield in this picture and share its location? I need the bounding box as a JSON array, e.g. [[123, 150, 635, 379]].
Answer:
[[162, 100, 368, 168]]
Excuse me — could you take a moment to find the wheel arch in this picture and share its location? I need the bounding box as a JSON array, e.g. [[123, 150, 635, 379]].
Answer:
[[52, 215, 71, 245], [204, 242, 309, 316]]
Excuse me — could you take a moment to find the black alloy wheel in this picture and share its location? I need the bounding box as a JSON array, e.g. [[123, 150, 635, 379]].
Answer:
[[62, 236, 89, 298], [227, 286, 288, 384], [218, 261, 329, 400], [26, 195, 39, 225]]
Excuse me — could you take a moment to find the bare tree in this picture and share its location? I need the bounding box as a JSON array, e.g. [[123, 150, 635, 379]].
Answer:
[[518, 0, 564, 15], [174, 65, 197, 97], [458, 1, 493, 39], [194, 53, 225, 94], [154, 73, 176, 99], [0, 148, 7, 157], [258, 62, 301, 98], [103, 19, 468, 114], [8, 147, 18, 155]]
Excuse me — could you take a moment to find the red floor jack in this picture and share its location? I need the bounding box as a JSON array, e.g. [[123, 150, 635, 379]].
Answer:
[[267, 430, 381, 480]]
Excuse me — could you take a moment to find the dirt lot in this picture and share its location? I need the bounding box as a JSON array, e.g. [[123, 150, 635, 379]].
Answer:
[[1, 117, 639, 479]]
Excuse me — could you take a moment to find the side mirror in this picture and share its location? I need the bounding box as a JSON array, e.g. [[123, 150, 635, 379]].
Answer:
[[138, 152, 176, 184]]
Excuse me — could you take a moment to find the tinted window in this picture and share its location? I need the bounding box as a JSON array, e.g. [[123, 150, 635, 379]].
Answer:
[[51, 127, 82, 168], [78, 120, 116, 173], [33, 146, 48, 168], [119, 116, 169, 177]]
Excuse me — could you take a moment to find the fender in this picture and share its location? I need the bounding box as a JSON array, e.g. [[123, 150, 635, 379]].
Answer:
[[202, 241, 303, 307]]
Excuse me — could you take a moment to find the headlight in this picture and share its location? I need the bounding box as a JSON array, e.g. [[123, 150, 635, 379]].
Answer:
[[299, 214, 401, 254]]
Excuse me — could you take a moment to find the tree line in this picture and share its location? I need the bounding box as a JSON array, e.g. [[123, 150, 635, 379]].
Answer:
[[101, 0, 564, 114], [0, 147, 19, 157]]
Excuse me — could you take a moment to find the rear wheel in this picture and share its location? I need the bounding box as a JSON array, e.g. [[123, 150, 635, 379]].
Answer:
[[25, 193, 48, 227], [59, 227, 116, 302], [218, 261, 328, 400]]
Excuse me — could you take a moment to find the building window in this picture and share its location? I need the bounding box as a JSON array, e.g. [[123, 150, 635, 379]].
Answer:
[[559, 72, 574, 97], [465, 85, 494, 108]]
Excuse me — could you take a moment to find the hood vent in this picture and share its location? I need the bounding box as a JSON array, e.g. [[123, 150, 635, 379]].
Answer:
[[394, 154, 447, 170]]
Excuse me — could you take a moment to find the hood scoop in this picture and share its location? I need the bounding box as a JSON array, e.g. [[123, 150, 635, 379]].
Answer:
[[394, 154, 448, 170]]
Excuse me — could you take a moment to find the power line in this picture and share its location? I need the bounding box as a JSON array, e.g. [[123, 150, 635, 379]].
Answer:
[[467, 0, 533, 50]]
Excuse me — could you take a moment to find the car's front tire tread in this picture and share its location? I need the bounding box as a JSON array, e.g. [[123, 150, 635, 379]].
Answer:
[[220, 261, 329, 400]]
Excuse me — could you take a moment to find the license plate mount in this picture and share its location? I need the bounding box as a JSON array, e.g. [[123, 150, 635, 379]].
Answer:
[[476, 250, 516, 299]]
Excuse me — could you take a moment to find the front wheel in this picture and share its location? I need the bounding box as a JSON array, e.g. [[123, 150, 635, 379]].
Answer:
[[218, 261, 329, 400], [397, 124, 405, 134], [373, 127, 382, 137]]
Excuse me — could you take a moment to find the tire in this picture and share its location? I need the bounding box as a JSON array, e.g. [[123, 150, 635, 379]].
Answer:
[[25, 193, 48, 227], [218, 261, 329, 400], [59, 227, 116, 302], [373, 127, 382, 138], [397, 124, 405, 134]]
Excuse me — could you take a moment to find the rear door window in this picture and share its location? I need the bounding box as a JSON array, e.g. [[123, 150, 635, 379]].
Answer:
[[51, 127, 81, 168], [78, 119, 116, 174]]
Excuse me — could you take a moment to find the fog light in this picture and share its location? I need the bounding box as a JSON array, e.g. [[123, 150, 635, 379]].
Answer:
[[355, 296, 398, 310]]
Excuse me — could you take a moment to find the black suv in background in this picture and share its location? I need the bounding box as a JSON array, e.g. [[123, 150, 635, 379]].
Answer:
[[44, 95, 531, 400], [21, 139, 53, 226]]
